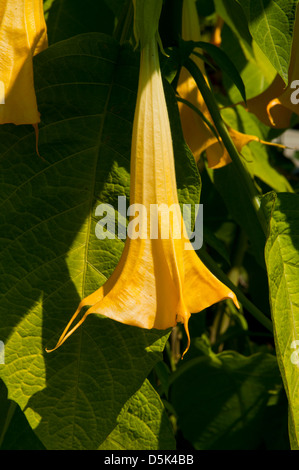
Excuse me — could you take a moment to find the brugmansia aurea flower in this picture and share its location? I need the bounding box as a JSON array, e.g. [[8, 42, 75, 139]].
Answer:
[[210, 15, 224, 48], [46, 0, 239, 356], [245, 5, 299, 128], [0, 0, 48, 125], [177, 0, 284, 169]]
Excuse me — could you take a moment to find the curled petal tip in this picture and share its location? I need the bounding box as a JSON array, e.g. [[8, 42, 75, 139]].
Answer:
[[32, 123, 47, 162], [180, 321, 191, 359], [229, 291, 240, 309], [266, 98, 282, 127]]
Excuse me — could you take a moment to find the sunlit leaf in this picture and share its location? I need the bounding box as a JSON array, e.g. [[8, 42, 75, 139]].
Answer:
[[263, 192, 299, 449]]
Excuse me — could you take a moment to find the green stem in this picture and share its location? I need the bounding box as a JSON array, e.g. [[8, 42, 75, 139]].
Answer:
[[184, 58, 268, 236], [211, 228, 248, 345], [198, 248, 273, 333], [231, 228, 248, 269], [114, 0, 134, 45], [0, 401, 16, 449]]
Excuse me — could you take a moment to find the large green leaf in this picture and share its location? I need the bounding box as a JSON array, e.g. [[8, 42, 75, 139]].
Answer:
[[0, 32, 200, 450], [170, 351, 284, 449], [214, 0, 276, 101], [44, 0, 116, 44], [237, 0, 298, 83], [263, 192, 299, 449]]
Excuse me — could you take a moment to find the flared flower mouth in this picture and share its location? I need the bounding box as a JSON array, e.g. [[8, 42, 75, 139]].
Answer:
[[0, 0, 48, 125], [46, 0, 239, 357]]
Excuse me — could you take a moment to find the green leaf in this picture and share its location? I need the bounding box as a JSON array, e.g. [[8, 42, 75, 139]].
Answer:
[[263, 192, 299, 449], [176, 38, 247, 103], [44, 0, 115, 44], [214, 0, 253, 52], [103, 0, 127, 17], [237, 0, 298, 83], [99, 379, 176, 450], [214, 0, 277, 100], [193, 41, 247, 103], [0, 30, 200, 450], [195, 0, 215, 17], [170, 351, 283, 449], [202, 226, 231, 266], [0, 380, 45, 450], [176, 96, 220, 144], [220, 24, 276, 102]]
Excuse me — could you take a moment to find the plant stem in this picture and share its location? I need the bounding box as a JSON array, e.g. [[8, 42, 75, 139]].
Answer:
[[0, 401, 16, 449], [198, 247, 273, 333], [210, 228, 248, 346], [114, 0, 134, 46], [184, 57, 268, 236]]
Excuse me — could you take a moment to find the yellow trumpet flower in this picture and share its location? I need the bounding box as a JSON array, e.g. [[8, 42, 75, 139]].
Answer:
[[0, 0, 48, 125], [46, 0, 238, 356], [211, 15, 224, 48], [245, 5, 299, 128]]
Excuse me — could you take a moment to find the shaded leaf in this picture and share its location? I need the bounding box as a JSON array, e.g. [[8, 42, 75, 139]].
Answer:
[[0, 380, 45, 450], [207, 163, 266, 267], [170, 351, 282, 449], [99, 379, 176, 450], [45, 0, 115, 44], [193, 40, 246, 103]]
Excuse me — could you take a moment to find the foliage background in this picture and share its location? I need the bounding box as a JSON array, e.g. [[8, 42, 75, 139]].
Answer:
[[0, 0, 299, 450]]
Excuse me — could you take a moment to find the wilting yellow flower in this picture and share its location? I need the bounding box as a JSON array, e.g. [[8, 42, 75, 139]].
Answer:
[[177, 0, 242, 168], [177, 65, 270, 168], [177, 0, 284, 168], [47, 0, 238, 356], [0, 0, 48, 125], [243, 75, 288, 128], [245, 5, 299, 128], [211, 15, 224, 48]]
